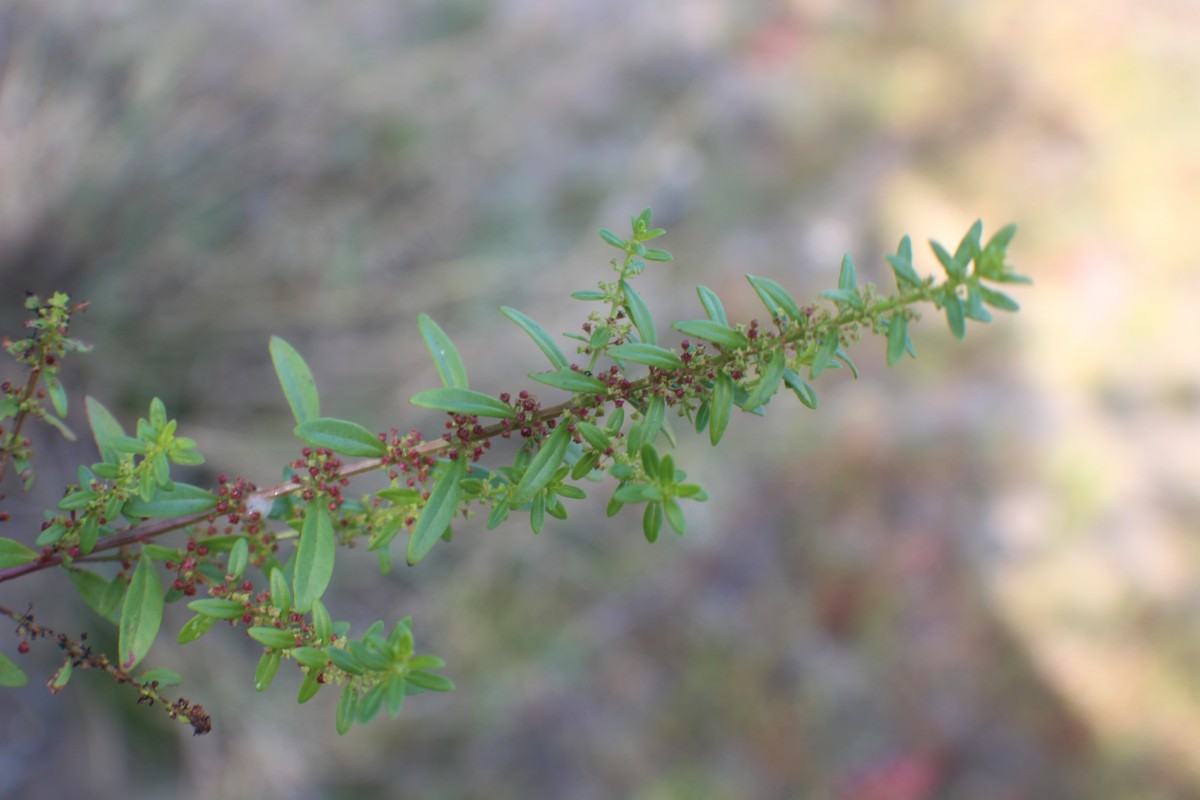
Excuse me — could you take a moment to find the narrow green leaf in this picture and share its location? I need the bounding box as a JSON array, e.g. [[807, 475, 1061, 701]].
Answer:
[[226, 538, 249, 580], [85, 396, 125, 464], [613, 483, 662, 503], [67, 568, 124, 624], [293, 502, 336, 613], [529, 492, 546, 533], [743, 350, 786, 409], [0, 652, 28, 687], [407, 458, 467, 566], [137, 667, 182, 687], [979, 285, 1020, 312], [255, 650, 282, 692], [336, 686, 359, 734], [747, 275, 804, 321], [663, 497, 686, 535], [671, 320, 750, 350], [417, 313, 469, 390], [249, 627, 298, 650], [294, 418, 386, 457], [269, 337, 321, 425], [295, 670, 321, 704], [809, 333, 839, 380], [0, 537, 37, 569], [945, 293, 967, 340], [312, 599, 333, 645], [357, 683, 387, 724], [178, 614, 216, 644], [269, 568, 293, 616], [119, 553, 163, 671], [599, 228, 626, 248], [48, 659, 72, 691], [123, 483, 217, 519], [291, 647, 330, 669], [529, 369, 608, 394], [511, 424, 572, 507], [407, 670, 454, 692], [710, 372, 734, 446], [46, 377, 67, 417], [500, 307, 569, 370], [187, 598, 247, 620], [640, 394, 665, 448], [642, 502, 663, 543], [575, 422, 610, 451], [386, 674, 407, 717], [606, 343, 683, 370], [886, 254, 921, 288], [838, 254, 858, 291], [819, 288, 864, 309], [931, 240, 964, 278], [409, 388, 516, 419], [782, 370, 818, 410], [620, 280, 656, 345], [697, 285, 728, 325], [887, 314, 909, 366], [571, 289, 607, 301], [642, 248, 673, 262]]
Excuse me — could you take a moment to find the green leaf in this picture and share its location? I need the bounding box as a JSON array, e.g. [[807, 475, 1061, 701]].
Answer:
[[671, 320, 750, 350], [663, 497, 686, 535], [886, 314, 909, 366], [417, 313, 469, 390], [710, 372, 734, 446], [0, 652, 28, 687], [613, 483, 662, 503], [599, 228, 626, 249], [311, 599, 332, 645], [67, 568, 124, 624], [123, 483, 217, 519], [500, 307, 569, 370], [606, 343, 683, 370], [248, 627, 298, 650], [336, 685, 359, 734], [269, 568, 293, 616], [571, 289, 607, 301], [743, 350, 786, 409], [819, 287, 864, 309], [529, 369, 608, 394], [642, 248, 673, 262], [178, 614, 216, 644], [640, 394, 665, 448], [357, 683, 387, 724], [119, 553, 163, 671], [293, 502, 336, 614], [294, 418, 386, 457], [406, 670, 454, 692], [838, 254, 858, 290], [979, 284, 1020, 312], [58, 489, 96, 511], [255, 650, 282, 692], [85, 397, 126, 459], [575, 422, 611, 451], [944, 293, 967, 340], [138, 667, 182, 687], [187, 598, 247, 620], [620, 280, 656, 345], [696, 285, 729, 325], [46, 377, 67, 418], [269, 337, 321, 425], [931, 239, 965, 279], [809, 333, 840, 380], [407, 458, 467, 566], [746, 275, 804, 321], [327, 646, 366, 676], [386, 674, 407, 717], [642, 502, 663, 543], [409, 388, 516, 419], [0, 537, 37, 569], [291, 647, 330, 669], [782, 370, 818, 410], [149, 398, 167, 432], [511, 423, 572, 507], [226, 538, 249, 580]]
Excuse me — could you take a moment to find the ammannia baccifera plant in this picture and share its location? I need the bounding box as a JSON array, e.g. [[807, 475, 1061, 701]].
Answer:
[[0, 210, 1028, 735]]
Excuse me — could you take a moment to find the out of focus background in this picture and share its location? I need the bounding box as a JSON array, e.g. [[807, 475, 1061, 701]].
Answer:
[[2, 1, 1199, 797]]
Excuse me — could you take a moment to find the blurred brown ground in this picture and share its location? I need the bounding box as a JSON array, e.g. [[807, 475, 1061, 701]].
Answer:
[[2, 1, 1199, 798]]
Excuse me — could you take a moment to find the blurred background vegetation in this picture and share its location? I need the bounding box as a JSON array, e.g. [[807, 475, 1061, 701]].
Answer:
[[2, 1, 1199, 797]]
